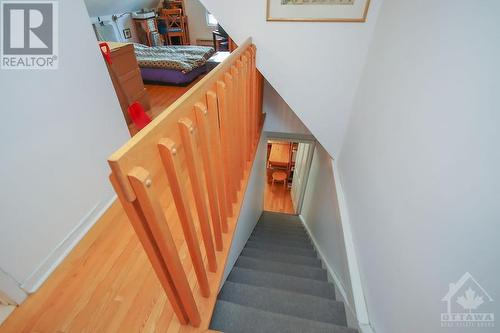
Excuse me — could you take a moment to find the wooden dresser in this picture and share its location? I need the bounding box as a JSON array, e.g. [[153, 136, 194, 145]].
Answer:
[[104, 42, 150, 125]]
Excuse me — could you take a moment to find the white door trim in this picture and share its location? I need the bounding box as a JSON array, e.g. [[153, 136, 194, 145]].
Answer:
[[264, 131, 315, 214]]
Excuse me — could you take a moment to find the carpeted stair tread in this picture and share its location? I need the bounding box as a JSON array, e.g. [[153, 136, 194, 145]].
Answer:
[[236, 256, 327, 281], [218, 281, 347, 325], [250, 232, 312, 244], [258, 220, 305, 229], [210, 300, 357, 333], [258, 219, 305, 229], [260, 211, 303, 223], [253, 225, 308, 236], [241, 247, 322, 268], [249, 235, 314, 249], [245, 240, 317, 257], [210, 212, 354, 332], [228, 267, 335, 299], [252, 227, 310, 238]]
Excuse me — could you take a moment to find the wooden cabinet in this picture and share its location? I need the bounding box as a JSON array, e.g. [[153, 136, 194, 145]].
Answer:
[[104, 42, 151, 125]]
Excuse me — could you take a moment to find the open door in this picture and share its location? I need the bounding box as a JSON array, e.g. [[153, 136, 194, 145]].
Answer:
[[291, 143, 310, 211]]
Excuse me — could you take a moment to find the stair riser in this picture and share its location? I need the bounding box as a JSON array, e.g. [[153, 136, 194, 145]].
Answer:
[[252, 228, 309, 237], [249, 236, 314, 249], [260, 212, 303, 223], [245, 241, 317, 258], [258, 220, 304, 229], [251, 233, 311, 244], [241, 249, 322, 268], [252, 228, 308, 238], [228, 267, 335, 299], [236, 257, 327, 281]]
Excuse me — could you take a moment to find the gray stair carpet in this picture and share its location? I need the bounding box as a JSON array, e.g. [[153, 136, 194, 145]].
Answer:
[[210, 212, 357, 333]]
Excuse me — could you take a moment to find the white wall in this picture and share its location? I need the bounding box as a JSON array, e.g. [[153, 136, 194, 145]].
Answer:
[[0, 0, 129, 293], [184, 0, 214, 44], [84, 0, 159, 17], [198, 0, 382, 156], [222, 134, 267, 284], [300, 143, 353, 312], [338, 1, 500, 332], [89, 13, 140, 43], [263, 80, 311, 135]]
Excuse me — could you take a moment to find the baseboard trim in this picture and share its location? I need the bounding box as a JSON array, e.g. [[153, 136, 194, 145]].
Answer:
[[298, 215, 357, 325], [20, 194, 117, 293], [331, 159, 371, 328], [0, 269, 27, 304]]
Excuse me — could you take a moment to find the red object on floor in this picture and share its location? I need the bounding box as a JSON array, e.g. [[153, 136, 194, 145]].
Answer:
[[128, 101, 152, 130], [99, 42, 112, 65]]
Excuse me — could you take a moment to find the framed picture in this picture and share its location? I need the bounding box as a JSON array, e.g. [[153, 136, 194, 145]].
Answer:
[[267, 0, 371, 22], [123, 28, 132, 39]]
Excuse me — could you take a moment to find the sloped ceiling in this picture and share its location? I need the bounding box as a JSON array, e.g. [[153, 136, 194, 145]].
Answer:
[[199, 0, 383, 157], [84, 0, 160, 17]]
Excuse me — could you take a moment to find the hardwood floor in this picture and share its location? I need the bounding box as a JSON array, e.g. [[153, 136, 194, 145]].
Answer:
[[128, 79, 203, 136], [263, 180, 295, 214], [0, 131, 254, 333], [145, 81, 201, 119]]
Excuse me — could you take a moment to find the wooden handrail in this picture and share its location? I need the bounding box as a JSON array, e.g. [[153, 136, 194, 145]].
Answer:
[[108, 37, 263, 329]]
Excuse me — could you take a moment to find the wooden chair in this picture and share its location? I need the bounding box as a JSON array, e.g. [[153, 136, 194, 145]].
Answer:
[[160, 9, 187, 45], [271, 170, 287, 188]]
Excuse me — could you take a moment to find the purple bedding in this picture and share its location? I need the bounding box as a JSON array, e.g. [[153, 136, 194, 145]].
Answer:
[[140, 65, 207, 85]]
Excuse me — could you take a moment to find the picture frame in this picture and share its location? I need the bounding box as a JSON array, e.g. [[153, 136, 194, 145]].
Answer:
[[266, 0, 371, 22], [123, 28, 132, 39]]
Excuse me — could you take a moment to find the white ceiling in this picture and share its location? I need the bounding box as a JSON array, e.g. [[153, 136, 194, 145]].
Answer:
[[84, 0, 161, 17]]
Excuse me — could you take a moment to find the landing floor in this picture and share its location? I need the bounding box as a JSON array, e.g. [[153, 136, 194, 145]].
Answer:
[[263, 181, 295, 214]]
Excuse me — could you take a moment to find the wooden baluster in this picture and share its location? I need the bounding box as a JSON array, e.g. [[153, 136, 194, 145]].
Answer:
[[118, 169, 201, 326], [246, 49, 255, 149], [229, 66, 241, 186], [256, 64, 264, 124], [236, 59, 249, 165], [243, 53, 252, 157], [243, 55, 251, 160], [175, 119, 218, 270], [240, 55, 249, 160], [231, 64, 245, 182], [229, 65, 239, 177], [179, 116, 222, 252], [195, 99, 229, 235], [251, 48, 257, 145], [158, 139, 210, 298], [218, 77, 238, 207], [206, 90, 230, 225], [251, 45, 259, 141]]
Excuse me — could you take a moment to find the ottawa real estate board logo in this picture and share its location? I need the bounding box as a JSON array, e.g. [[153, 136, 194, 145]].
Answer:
[[1, 1, 58, 69], [441, 272, 495, 328]]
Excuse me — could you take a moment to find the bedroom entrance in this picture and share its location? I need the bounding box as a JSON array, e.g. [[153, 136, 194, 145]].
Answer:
[[84, 0, 236, 136], [264, 135, 315, 215]]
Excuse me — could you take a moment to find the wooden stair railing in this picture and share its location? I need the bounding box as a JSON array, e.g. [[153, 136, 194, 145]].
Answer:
[[108, 37, 263, 330]]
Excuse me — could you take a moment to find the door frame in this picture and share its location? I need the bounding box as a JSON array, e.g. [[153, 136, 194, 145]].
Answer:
[[264, 131, 316, 215]]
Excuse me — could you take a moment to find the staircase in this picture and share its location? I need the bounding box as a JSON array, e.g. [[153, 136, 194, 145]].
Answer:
[[210, 212, 357, 333]]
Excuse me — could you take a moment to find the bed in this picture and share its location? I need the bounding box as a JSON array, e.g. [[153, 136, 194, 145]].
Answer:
[[133, 44, 215, 85]]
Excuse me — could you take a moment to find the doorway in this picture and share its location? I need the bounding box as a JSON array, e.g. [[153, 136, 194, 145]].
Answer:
[[264, 134, 315, 215]]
